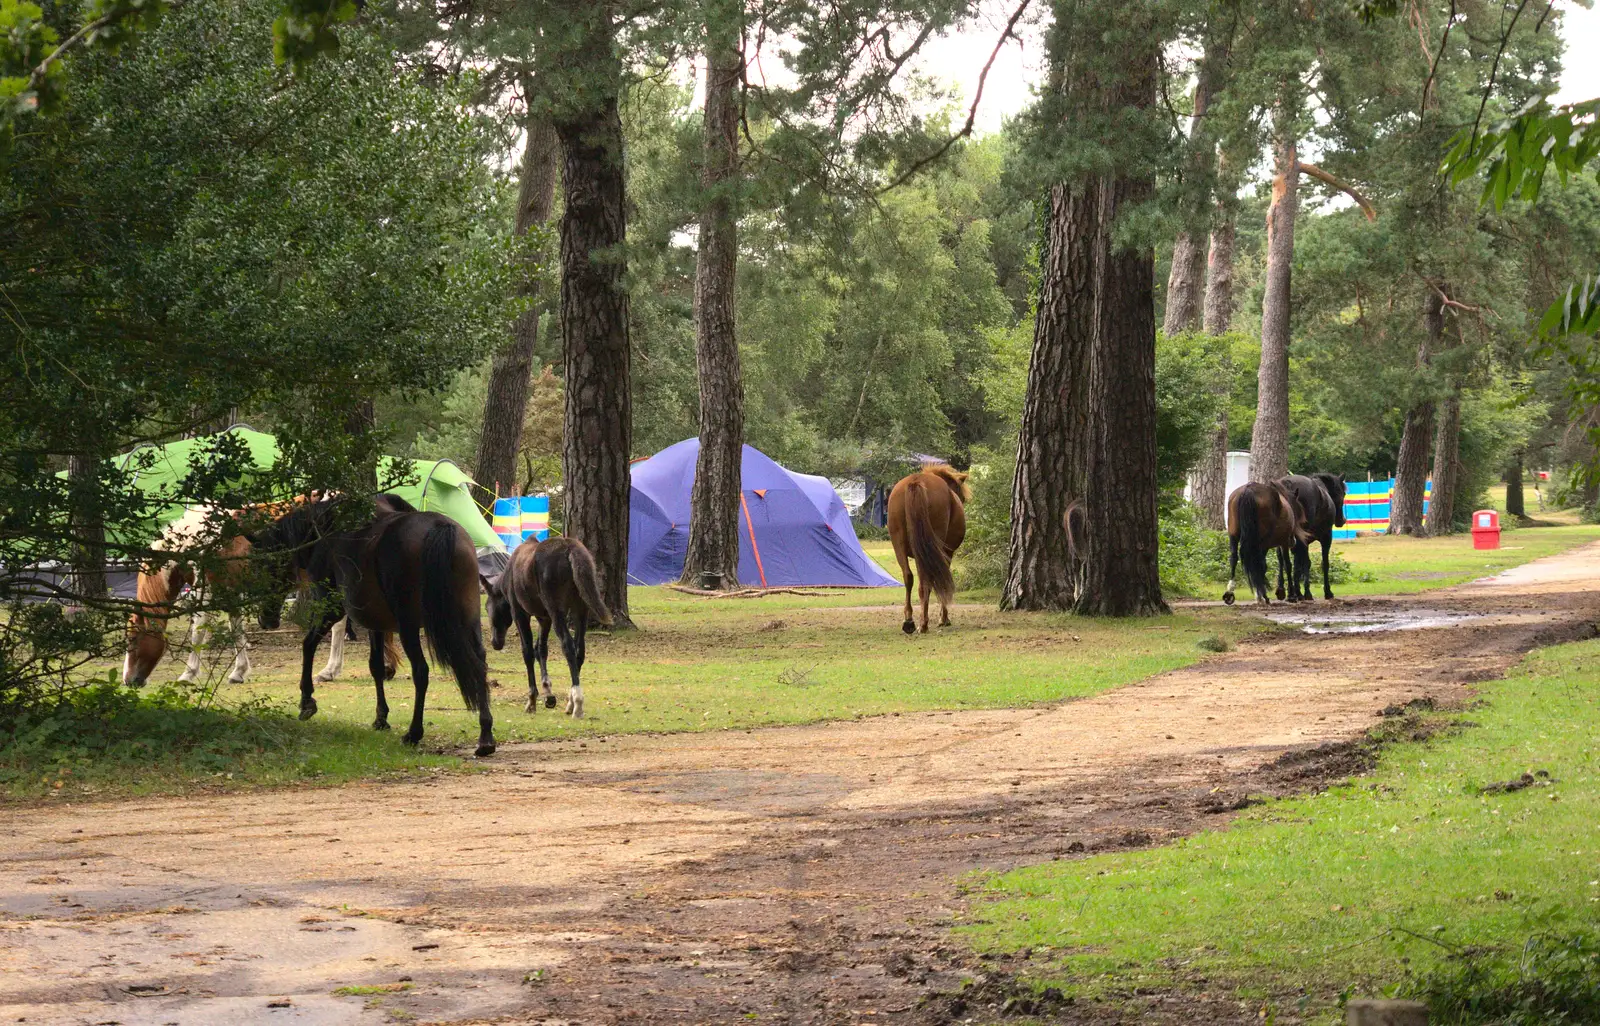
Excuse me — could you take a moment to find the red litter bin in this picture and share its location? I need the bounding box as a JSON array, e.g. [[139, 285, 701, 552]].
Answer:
[[1471, 509, 1501, 550]]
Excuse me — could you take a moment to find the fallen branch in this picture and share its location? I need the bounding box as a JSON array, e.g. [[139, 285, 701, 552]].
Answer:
[[1297, 162, 1377, 221]]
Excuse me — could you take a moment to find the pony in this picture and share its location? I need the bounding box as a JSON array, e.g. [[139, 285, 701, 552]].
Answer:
[[887, 464, 969, 634], [252, 494, 497, 757], [1223, 482, 1313, 606], [122, 505, 397, 686], [1278, 473, 1347, 601], [483, 536, 612, 719]]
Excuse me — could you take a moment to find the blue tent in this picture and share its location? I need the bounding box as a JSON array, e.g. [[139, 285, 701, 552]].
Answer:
[[628, 439, 897, 588]]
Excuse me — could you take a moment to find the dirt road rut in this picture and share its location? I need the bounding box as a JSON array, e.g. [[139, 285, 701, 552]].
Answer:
[[5, 545, 1599, 1025]]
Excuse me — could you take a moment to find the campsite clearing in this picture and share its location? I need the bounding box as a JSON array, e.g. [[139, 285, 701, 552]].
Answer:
[[6, 538, 1600, 1024]]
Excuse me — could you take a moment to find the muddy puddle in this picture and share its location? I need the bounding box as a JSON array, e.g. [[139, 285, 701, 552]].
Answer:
[[1266, 609, 1484, 634]]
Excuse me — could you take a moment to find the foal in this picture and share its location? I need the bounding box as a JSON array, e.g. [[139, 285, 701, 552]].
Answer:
[[484, 537, 612, 719]]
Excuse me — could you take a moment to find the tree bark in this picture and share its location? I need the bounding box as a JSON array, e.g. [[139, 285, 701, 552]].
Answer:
[[1427, 384, 1462, 535], [1505, 456, 1525, 518], [553, 12, 634, 628], [67, 453, 107, 602], [1000, 182, 1096, 611], [1250, 127, 1298, 483], [1390, 288, 1442, 536], [1073, 37, 1167, 617], [680, 18, 745, 590], [472, 116, 559, 511], [1162, 36, 1223, 337], [1191, 215, 1236, 529]]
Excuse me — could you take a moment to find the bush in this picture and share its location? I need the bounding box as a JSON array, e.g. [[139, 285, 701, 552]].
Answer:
[[956, 446, 1015, 591], [1405, 929, 1600, 1025]]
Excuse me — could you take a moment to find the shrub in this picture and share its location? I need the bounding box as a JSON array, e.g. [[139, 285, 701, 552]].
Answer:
[[1405, 929, 1600, 1025]]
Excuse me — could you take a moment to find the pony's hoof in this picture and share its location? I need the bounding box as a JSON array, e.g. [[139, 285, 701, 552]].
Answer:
[[545, 694, 557, 709], [1222, 592, 1235, 606], [383, 666, 396, 682], [299, 701, 318, 721], [567, 695, 584, 719], [902, 619, 916, 635], [314, 673, 333, 684], [525, 697, 539, 714], [372, 719, 390, 731], [402, 730, 422, 747], [227, 675, 247, 685], [475, 741, 497, 758], [1325, 592, 1335, 601]]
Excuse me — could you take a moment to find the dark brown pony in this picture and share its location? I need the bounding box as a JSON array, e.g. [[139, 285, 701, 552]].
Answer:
[[1278, 472, 1347, 601], [253, 494, 496, 757], [888, 464, 969, 634], [1223, 482, 1312, 606], [483, 536, 612, 719]]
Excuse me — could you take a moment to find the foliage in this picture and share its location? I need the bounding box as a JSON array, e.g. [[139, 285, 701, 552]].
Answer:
[[0, 0, 513, 711], [966, 635, 1600, 1016], [955, 445, 1015, 591], [414, 360, 564, 497]]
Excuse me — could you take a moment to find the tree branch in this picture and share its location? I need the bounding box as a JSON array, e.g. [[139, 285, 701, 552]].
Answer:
[[872, 0, 1033, 195], [23, 13, 114, 100], [1297, 162, 1377, 221]]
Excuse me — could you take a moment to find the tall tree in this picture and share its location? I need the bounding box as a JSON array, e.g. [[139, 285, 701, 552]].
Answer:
[[1191, 153, 1240, 528], [1390, 287, 1442, 534], [680, 7, 746, 590], [1250, 122, 1299, 482], [1073, 19, 1167, 617], [1162, 30, 1229, 337], [544, 2, 635, 627], [1000, 183, 1096, 611], [472, 115, 560, 510], [1427, 295, 1462, 533]]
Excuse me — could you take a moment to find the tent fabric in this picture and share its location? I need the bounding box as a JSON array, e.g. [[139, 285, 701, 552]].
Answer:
[[105, 427, 505, 552], [627, 439, 897, 588]]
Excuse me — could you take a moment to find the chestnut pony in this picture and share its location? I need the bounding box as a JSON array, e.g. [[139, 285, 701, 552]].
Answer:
[[122, 504, 396, 686], [252, 494, 496, 756], [887, 464, 969, 634]]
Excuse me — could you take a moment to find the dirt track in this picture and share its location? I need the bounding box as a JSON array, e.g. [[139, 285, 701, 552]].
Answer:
[[5, 545, 1600, 1026]]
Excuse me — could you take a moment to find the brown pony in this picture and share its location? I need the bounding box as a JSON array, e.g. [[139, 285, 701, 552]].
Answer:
[[888, 464, 969, 634], [123, 503, 398, 686], [483, 536, 612, 719], [1223, 482, 1312, 606]]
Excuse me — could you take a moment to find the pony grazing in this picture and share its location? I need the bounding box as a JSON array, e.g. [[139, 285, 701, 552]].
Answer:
[[483, 536, 612, 719], [123, 506, 252, 686], [1278, 472, 1347, 601], [1223, 482, 1313, 606], [888, 464, 969, 634], [252, 494, 497, 757], [123, 505, 395, 687]]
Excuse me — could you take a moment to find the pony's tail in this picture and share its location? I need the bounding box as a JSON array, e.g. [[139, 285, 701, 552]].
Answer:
[[420, 521, 487, 712], [1235, 491, 1269, 599], [905, 480, 954, 608], [1063, 500, 1086, 568], [566, 541, 613, 626]]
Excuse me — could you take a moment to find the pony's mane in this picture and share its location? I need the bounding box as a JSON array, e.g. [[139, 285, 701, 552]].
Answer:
[[255, 499, 338, 561], [925, 463, 971, 502], [1311, 471, 1345, 496]]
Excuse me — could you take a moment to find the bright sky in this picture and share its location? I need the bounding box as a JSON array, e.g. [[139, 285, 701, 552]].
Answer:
[[918, 0, 1600, 136]]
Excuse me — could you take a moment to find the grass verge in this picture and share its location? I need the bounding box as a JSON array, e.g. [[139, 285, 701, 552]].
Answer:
[[1201, 523, 1600, 599], [964, 637, 1600, 1023], [0, 675, 458, 802]]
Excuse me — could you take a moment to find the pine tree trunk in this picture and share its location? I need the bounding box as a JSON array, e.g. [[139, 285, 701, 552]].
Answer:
[[1191, 216, 1236, 528], [68, 453, 107, 602], [1250, 128, 1298, 483], [472, 116, 559, 511], [1000, 182, 1096, 611], [1427, 385, 1462, 535], [680, 22, 745, 590], [1161, 38, 1222, 338], [1390, 288, 1442, 536], [1073, 38, 1167, 618], [1505, 456, 1525, 518], [554, 19, 634, 628]]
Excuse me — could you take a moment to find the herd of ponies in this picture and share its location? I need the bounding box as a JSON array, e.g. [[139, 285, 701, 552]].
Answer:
[[120, 467, 1346, 756]]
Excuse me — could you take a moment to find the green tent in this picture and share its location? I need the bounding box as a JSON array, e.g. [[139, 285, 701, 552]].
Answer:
[[111, 426, 505, 551]]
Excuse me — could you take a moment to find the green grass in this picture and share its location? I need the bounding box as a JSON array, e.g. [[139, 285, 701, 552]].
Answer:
[[1198, 522, 1600, 599], [965, 638, 1600, 1022], [0, 677, 459, 802]]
